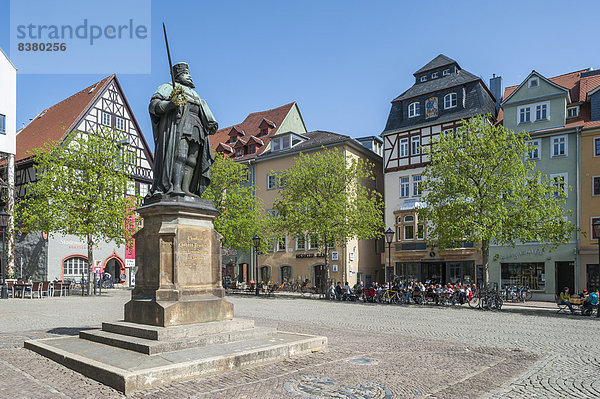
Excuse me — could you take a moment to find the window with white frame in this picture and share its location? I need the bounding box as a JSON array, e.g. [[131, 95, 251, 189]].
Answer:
[[395, 216, 402, 241], [404, 215, 415, 240], [63, 256, 88, 277], [593, 176, 600, 196], [139, 184, 149, 198], [411, 136, 420, 155], [400, 177, 410, 198], [551, 136, 567, 157], [594, 137, 600, 156], [399, 138, 409, 157], [528, 77, 539, 87], [431, 72, 438, 79], [267, 174, 276, 190], [408, 102, 420, 118], [116, 117, 125, 131], [277, 236, 286, 251], [308, 234, 319, 250], [535, 103, 548, 120], [102, 112, 111, 126], [296, 235, 306, 250], [277, 175, 286, 188], [417, 224, 425, 240], [593, 217, 600, 239], [443, 69, 450, 76], [518, 106, 531, 124], [127, 181, 136, 195], [567, 106, 579, 118], [420, 76, 427, 82], [527, 140, 540, 160], [444, 93, 457, 109], [550, 173, 568, 198], [0, 114, 5, 134], [412, 175, 422, 196]]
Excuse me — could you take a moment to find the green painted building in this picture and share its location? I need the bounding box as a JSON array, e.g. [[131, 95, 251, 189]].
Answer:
[[492, 71, 579, 300]]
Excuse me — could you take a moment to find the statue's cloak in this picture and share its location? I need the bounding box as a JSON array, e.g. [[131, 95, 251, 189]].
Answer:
[[149, 83, 218, 196]]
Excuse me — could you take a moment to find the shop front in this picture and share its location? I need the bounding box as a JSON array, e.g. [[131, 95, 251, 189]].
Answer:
[[395, 261, 475, 285], [490, 243, 578, 301]]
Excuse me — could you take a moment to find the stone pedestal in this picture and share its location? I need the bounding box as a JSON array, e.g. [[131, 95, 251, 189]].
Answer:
[[124, 198, 233, 326], [24, 196, 327, 394]]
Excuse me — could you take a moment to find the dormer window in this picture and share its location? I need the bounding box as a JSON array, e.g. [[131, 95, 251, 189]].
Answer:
[[567, 106, 579, 118], [431, 72, 438, 79], [259, 128, 268, 136], [420, 76, 427, 82], [248, 144, 256, 154], [235, 148, 242, 157], [443, 69, 450, 76], [408, 102, 420, 118], [444, 93, 457, 109], [528, 77, 539, 88]]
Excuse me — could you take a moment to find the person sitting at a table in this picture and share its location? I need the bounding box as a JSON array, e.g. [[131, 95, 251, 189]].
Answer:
[[582, 289, 599, 316], [560, 287, 576, 314]]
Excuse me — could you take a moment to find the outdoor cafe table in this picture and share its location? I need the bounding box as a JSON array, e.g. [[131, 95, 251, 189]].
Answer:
[[12, 282, 32, 299], [52, 281, 70, 296]]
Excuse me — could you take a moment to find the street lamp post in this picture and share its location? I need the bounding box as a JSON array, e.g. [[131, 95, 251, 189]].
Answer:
[[252, 235, 261, 296], [593, 220, 600, 318], [0, 209, 10, 299], [384, 228, 394, 289]]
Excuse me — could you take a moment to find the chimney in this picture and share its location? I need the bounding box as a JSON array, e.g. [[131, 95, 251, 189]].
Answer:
[[489, 74, 503, 111]]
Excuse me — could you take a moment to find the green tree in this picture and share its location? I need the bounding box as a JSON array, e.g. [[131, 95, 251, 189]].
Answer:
[[419, 115, 576, 285], [201, 153, 271, 252], [16, 129, 140, 291], [273, 148, 384, 295]]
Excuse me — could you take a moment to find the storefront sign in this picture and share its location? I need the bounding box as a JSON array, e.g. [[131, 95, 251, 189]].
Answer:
[[498, 248, 544, 260], [296, 253, 314, 258]]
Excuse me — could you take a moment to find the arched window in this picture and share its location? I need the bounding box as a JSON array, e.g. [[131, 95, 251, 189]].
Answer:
[[444, 93, 457, 109], [408, 102, 420, 118], [260, 266, 271, 283], [281, 265, 292, 283], [63, 256, 88, 277]]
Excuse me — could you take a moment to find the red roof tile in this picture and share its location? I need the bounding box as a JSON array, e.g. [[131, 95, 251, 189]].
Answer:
[[210, 102, 296, 159], [16, 75, 114, 163]]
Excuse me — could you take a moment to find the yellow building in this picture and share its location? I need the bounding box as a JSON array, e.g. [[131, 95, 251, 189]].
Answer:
[[254, 130, 384, 288]]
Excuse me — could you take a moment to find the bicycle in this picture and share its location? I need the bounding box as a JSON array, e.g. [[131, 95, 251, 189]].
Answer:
[[380, 289, 402, 304]]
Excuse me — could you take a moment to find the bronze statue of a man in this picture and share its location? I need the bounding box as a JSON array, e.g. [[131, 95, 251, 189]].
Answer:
[[149, 62, 218, 198]]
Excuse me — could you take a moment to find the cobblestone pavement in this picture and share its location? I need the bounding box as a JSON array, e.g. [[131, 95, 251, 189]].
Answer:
[[0, 291, 596, 398]]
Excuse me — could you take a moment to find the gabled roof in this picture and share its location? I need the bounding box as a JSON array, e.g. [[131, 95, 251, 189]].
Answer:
[[246, 136, 264, 146], [210, 102, 297, 158], [258, 118, 275, 128], [16, 75, 114, 162], [215, 142, 233, 153], [233, 138, 247, 148], [501, 70, 571, 105], [498, 68, 600, 130], [228, 125, 244, 137], [414, 54, 458, 75]]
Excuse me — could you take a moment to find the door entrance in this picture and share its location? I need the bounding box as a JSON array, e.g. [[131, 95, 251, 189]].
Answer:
[[314, 265, 325, 293], [587, 264, 599, 292], [555, 261, 574, 295], [422, 262, 444, 284]]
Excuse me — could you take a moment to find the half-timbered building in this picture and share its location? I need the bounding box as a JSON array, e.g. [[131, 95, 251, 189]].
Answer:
[[15, 74, 153, 285], [382, 54, 497, 285]]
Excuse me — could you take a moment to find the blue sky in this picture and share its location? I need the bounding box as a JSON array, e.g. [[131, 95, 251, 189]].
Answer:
[[2, 0, 600, 151]]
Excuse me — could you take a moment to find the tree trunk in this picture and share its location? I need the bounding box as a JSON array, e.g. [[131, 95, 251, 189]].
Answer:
[[482, 239, 489, 287], [87, 234, 94, 296]]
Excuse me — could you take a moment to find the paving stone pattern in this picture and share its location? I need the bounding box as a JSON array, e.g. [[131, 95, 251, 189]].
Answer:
[[0, 291, 596, 398]]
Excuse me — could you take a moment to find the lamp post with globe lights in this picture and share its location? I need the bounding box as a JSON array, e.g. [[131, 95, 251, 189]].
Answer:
[[384, 228, 394, 289], [252, 235, 261, 296]]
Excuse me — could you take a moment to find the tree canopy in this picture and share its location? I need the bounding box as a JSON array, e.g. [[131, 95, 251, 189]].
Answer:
[[273, 148, 384, 292], [419, 115, 576, 284], [16, 129, 140, 289], [201, 153, 271, 252]]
